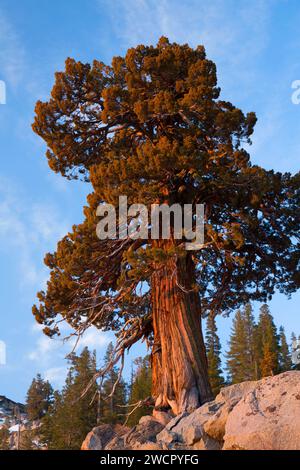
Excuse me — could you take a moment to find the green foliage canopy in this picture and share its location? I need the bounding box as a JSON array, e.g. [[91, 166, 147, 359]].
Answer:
[[32, 38, 299, 350]]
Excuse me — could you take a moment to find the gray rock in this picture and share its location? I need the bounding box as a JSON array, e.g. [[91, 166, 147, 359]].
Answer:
[[82, 372, 300, 451], [105, 435, 125, 450], [156, 428, 178, 445], [152, 409, 174, 426], [81, 424, 128, 450], [223, 371, 300, 450], [182, 425, 202, 445], [125, 418, 164, 449], [81, 424, 115, 450]]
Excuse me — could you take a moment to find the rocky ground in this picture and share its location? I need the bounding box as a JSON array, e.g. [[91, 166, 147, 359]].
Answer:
[[82, 371, 300, 450]]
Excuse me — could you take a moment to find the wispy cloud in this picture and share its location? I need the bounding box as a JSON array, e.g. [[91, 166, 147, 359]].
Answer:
[[28, 322, 110, 388], [0, 8, 26, 88], [98, 0, 276, 106], [44, 366, 67, 387], [74, 327, 110, 350], [0, 177, 70, 293], [101, 0, 271, 62], [101, 0, 300, 173], [28, 324, 110, 361], [28, 335, 61, 362]]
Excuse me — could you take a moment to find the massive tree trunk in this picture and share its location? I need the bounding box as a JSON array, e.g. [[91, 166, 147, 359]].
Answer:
[[151, 243, 213, 415]]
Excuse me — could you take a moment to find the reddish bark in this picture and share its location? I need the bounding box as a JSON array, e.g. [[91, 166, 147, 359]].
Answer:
[[151, 244, 213, 414]]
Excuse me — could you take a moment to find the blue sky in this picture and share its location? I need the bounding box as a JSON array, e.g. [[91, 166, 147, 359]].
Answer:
[[0, 0, 299, 402]]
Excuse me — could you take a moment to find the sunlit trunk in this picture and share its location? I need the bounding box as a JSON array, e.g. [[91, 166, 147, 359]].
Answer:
[[151, 242, 212, 415]]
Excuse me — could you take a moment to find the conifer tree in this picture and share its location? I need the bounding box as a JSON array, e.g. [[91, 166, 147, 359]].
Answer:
[[226, 304, 257, 383], [0, 423, 10, 450], [32, 38, 299, 415], [40, 390, 63, 448], [256, 304, 279, 377], [278, 326, 292, 372], [291, 332, 300, 370], [205, 313, 224, 396], [226, 310, 246, 384], [19, 429, 36, 450], [291, 332, 297, 346], [41, 348, 98, 449], [99, 342, 127, 424], [127, 356, 152, 426], [26, 373, 53, 421], [244, 303, 260, 380]]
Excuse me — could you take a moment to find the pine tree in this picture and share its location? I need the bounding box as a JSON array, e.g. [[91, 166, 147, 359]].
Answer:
[[0, 423, 10, 450], [226, 310, 246, 384], [19, 429, 36, 450], [26, 373, 53, 421], [100, 342, 127, 424], [291, 332, 300, 370], [32, 37, 299, 415], [40, 390, 63, 448], [256, 304, 279, 377], [205, 314, 224, 396], [41, 348, 98, 449], [291, 331, 297, 356], [226, 304, 257, 383], [244, 303, 260, 381], [127, 356, 152, 426], [278, 326, 292, 372]]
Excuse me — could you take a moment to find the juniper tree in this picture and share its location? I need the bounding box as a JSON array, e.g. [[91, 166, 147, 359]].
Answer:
[[32, 38, 299, 414], [205, 313, 224, 396]]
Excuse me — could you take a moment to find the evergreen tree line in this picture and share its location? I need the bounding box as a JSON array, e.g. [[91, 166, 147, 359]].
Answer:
[[1, 302, 297, 449], [206, 303, 297, 397], [20, 344, 151, 449]]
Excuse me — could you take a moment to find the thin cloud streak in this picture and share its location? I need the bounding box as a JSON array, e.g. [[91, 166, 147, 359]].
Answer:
[[0, 8, 26, 88], [0, 177, 70, 293]]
